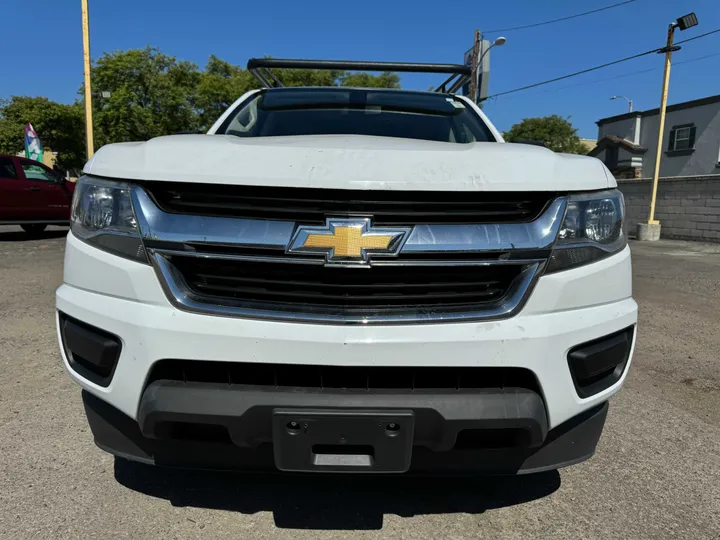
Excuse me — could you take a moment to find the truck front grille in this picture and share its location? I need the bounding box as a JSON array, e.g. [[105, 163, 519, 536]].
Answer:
[[132, 183, 563, 324], [141, 181, 553, 225], [169, 255, 522, 314]]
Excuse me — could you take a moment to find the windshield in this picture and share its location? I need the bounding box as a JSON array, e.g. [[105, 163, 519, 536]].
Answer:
[[216, 88, 496, 144]]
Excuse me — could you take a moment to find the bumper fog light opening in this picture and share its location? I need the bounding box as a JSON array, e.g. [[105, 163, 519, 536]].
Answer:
[[59, 312, 122, 387], [568, 326, 634, 398]]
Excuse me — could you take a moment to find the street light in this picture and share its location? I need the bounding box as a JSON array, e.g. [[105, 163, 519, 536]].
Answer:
[[480, 36, 507, 65], [470, 36, 506, 102], [676, 12, 699, 31], [639, 12, 699, 242], [610, 95, 633, 113]]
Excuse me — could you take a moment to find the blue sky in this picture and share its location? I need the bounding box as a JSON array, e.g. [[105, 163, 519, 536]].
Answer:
[[3, 0, 720, 138]]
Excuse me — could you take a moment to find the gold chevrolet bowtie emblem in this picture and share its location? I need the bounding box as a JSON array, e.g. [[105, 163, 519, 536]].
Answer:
[[287, 218, 412, 266]]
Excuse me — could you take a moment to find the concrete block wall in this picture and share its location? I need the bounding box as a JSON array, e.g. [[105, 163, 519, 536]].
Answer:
[[617, 175, 720, 242]]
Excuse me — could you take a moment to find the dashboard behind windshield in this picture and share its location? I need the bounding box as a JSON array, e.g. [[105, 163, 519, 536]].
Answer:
[[216, 88, 496, 144]]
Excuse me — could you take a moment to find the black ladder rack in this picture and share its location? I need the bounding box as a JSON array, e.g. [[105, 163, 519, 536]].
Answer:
[[246, 57, 471, 94]]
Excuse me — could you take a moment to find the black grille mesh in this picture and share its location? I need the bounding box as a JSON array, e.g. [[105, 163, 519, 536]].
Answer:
[[141, 182, 553, 225], [170, 255, 522, 313], [147, 360, 540, 393]]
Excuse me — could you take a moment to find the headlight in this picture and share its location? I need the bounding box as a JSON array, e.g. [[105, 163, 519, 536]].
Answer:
[[546, 189, 625, 273], [71, 176, 148, 263]]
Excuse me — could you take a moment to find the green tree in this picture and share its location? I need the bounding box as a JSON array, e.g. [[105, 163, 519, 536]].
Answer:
[[194, 56, 402, 129], [264, 67, 400, 89], [503, 115, 587, 154], [89, 47, 201, 145], [78, 48, 404, 144], [194, 55, 257, 130], [0, 49, 405, 169], [194, 58, 349, 130], [267, 67, 341, 88], [141, 51, 405, 132], [0, 96, 85, 170], [340, 72, 400, 88], [193, 59, 346, 131]]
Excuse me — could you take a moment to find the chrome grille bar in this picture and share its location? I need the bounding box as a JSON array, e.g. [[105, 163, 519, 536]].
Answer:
[[132, 187, 566, 254]]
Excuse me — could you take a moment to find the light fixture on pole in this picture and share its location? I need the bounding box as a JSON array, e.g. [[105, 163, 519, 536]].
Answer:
[[610, 95, 633, 113], [480, 37, 506, 67], [638, 12, 699, 242], [472, 35, 506, 103]]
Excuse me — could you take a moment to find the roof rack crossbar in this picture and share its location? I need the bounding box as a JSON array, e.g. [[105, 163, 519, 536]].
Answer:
[[246, 58, 471, 92]]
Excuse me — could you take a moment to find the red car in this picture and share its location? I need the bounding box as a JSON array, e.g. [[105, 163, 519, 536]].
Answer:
[[0, 154, 75, 233]]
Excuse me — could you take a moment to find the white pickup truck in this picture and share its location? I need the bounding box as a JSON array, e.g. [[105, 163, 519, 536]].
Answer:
[[56, 59, 637, 474]]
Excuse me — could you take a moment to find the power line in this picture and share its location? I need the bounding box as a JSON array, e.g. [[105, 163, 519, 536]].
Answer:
[[534, 68, 657, 95], [483, 28, 720, 101], [509, 52, 720, 98], [675, 28, 720, 45], [554, 52, 720, 93], [674, 50, 720, 65], [484, 0, 637, 34], [484, 48, 660, 100]]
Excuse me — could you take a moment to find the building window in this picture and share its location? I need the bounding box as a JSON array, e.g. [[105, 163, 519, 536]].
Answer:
[[674, 127, 693, 149], [667, 124, 696, 152]]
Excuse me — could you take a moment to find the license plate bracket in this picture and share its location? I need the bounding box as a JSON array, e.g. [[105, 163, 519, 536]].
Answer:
[[272, 409, 414, 473]]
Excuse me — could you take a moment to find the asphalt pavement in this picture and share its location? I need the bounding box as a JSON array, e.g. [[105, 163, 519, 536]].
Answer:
[[0, 225, 718, 539]]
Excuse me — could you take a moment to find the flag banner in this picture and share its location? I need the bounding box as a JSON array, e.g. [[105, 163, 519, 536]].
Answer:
[[24, 123, 44, 162]]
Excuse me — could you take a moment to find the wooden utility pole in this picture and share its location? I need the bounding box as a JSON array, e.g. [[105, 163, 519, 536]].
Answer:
[[81, 0, 94, 159], [468, 30, 481, 103], [647, 23, 677, 225]]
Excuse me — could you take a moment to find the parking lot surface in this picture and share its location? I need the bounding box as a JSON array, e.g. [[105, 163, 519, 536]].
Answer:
[[0, 226, 718, 539]]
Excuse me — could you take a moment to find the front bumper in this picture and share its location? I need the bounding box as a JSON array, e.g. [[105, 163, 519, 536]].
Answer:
[[57, 232, 637, 473], [83, 388, 609, 474]]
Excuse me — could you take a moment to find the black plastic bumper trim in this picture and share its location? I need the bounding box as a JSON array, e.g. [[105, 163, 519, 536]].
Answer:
[[82, 391, 609, 475], [568, 325, 635, 398], [59, 311, 122, 387], [138, 381, 549, 451]]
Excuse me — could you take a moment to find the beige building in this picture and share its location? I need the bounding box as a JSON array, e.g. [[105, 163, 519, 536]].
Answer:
[[579, 138, 596, 153], [16, 149, 57, 168]]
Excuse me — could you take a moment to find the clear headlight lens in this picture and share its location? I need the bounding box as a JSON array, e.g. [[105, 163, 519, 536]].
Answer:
[[547, 189, 626, 273], [71, 176, 147, 263]]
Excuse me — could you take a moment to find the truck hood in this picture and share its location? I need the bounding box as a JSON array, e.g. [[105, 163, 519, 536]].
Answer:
[[84, 134, 613, 192]]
